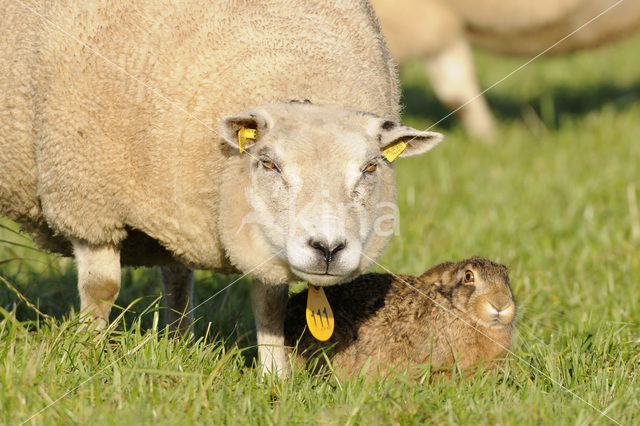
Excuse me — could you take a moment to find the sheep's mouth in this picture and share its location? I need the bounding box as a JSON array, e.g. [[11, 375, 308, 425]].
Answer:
[[290, 267, 348, 286]]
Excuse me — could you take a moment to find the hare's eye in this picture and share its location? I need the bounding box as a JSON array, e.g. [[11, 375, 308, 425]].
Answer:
[[363, 162, 377, 174], [463, 270, 474, 283]]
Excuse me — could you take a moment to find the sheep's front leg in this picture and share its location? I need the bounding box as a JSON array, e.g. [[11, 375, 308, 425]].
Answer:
[[161, 264, 194, 335], [425, 37, 495, 140], [251, 280, 289, 378], [73, 240, 121, 329]]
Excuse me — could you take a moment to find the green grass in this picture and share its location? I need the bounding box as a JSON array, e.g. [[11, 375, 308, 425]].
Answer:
[[2, 34, 640, 424]]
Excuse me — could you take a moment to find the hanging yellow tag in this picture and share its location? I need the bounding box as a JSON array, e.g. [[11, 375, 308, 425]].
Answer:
[[382, 141, 407, 162], [238, 127, 256, 153], [305, 285, 335, 341]]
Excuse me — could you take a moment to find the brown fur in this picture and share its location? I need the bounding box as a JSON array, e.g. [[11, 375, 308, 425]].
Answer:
[[285, 257, 516, 380]]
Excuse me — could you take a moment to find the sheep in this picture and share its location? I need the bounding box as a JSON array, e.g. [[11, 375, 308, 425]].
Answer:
[[285, 257, 516, 380], [0, 0, 444, 377], [371, 0, 640, 138]]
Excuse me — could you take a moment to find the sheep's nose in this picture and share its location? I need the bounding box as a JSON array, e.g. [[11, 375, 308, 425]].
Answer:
[[309, 239, 346, 264]]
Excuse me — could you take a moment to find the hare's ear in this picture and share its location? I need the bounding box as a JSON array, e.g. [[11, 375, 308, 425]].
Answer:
[[219, 108, 272, 153], [369, 119, 443, 161]]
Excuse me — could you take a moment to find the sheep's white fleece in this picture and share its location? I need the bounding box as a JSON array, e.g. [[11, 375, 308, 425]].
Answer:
[[0, 0, 399, 271]]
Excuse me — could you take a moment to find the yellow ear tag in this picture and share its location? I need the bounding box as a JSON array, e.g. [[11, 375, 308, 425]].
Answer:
[[306, 285, 335, 341], [238, 127, 256, 153], [382, 141, 407, 162]]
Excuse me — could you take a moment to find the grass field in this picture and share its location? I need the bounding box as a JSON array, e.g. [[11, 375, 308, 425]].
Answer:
[[2, 33, 640, 424]]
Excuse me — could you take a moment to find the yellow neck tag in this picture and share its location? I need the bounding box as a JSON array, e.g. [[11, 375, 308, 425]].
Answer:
[[382, 141, 407, 162], [238, 127, 256, 153], [306, 285, 335, 341]]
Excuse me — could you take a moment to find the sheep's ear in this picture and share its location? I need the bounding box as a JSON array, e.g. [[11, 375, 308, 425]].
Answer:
[[373, 120, 443, 162], [219, 109, 271, 153]]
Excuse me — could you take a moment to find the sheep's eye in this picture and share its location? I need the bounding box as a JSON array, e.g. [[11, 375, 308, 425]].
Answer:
[[261, 159, 279, 172], [463, 270, 474, 283], [363, 162, 377, 174]]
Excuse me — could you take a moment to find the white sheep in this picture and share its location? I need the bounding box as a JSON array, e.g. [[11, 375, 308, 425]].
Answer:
[[372, 0, 640, 138], [0, 0, 444, 377]]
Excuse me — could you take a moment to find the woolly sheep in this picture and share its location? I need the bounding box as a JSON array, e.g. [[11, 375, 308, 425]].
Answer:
[[372, 0, 640, 138], [0, 0, 444, 377], [285, 258, 516, 380]]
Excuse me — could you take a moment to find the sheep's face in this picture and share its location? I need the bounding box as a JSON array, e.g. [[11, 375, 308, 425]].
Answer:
[[219, 103, 442, 285], [446, 258, 516, 329]]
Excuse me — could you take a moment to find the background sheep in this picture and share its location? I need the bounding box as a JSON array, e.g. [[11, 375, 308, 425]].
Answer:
[[285, 257, 516, 380], [372, 0, 640, 138], [0, 0, 444, 377]]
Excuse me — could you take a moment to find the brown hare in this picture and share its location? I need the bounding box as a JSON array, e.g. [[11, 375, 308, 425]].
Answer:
[[285, 257, 516, 380]]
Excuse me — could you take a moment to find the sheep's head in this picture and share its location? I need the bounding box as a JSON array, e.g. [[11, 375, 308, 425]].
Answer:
[[218, 103, 443, 285]]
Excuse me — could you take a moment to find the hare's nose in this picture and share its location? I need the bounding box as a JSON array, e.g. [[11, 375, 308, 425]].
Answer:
[[490, 298, 515, 324], [489, 292, 510, 310], [490, 299, 510, 313]]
